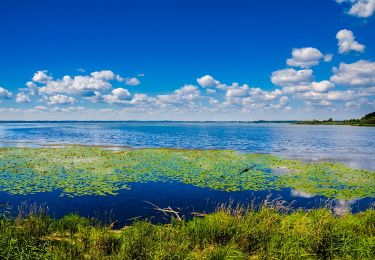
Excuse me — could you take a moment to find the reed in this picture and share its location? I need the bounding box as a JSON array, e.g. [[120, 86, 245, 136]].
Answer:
[[0, 201, 373, 259]]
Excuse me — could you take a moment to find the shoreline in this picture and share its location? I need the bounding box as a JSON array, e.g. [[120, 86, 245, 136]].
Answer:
[[1, 146, 374, 258], [295, 122, 375, 127], [1, 205, 373, 259]]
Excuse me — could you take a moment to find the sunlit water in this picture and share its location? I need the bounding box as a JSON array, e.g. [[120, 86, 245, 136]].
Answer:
[[0, 122, 374, 224]]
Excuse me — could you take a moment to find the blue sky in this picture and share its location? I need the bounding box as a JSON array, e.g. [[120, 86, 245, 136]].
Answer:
[[0, 0, 374, 120]]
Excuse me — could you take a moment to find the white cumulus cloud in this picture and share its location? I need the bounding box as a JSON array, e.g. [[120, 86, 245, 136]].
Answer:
[[311, 81, 335, 92], [47, 95, 76, 105], [157, 85, 201, 106], [27, 70, 138, 98], [336, 29, 365, 54], [129, 94, 156, 105], [39, 75, 111, 96], [103, 88, 132, 104], [330, 60, 375, 87], [125, 77, 140, 86], [282, 81, 334, 94], [286, 47, 332, 68], [90, 70, 116, 81], [297, 90, 355, 102], [16, 93, 31, 103], [0, 86, 12, 99], [326, 90, 355, 101], [197, 75, 218, 87], [196, 75, 227, 90], [225, 84, 250, 97], [336, 0, 375, 18], [271, 68, 314, 86], [32, 70, 53, 83]]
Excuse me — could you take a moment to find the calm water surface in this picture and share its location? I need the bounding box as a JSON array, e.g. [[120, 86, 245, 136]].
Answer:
[[1, 122, 374, 169], [0, 122, 374, 223]]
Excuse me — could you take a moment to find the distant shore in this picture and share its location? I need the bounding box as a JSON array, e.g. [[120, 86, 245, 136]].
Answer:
[[1, 111, 374, 126], [294, 121, 375, 127], [295, 111, 375, 127]]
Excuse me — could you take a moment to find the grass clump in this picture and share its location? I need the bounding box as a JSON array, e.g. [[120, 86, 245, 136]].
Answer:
[[0, 207, 374, 259]]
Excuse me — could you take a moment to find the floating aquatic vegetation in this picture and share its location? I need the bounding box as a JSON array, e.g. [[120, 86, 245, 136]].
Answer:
[[0, 147, 374, 199]]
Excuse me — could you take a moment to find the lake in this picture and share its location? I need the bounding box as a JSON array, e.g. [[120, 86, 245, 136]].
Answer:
[[0, 122, 374, 224]]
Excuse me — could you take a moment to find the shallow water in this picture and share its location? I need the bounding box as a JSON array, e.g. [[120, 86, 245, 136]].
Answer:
[[1, 182, 373, 226], [0, 122, 374, 223], [1, 122, 374, 170]]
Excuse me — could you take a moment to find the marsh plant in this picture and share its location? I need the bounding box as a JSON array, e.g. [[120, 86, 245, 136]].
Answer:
[[0, 201, 374, 259], [0, 147, 374, 199]]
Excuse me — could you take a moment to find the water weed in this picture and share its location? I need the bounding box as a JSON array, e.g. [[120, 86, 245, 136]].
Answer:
[[0, 147, 374, 199]]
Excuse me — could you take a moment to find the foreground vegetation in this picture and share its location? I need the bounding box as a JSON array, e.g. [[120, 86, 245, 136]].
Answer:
[[0, 147, 374, 199], [0, 204, 374, 259], [296, 111, 375, 126]]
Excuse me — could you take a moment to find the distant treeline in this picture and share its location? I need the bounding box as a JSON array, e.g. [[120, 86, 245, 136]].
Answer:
[[296, 111, 375, 126]]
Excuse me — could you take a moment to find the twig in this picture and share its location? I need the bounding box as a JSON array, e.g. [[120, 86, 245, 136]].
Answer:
[[143, 201, 182, 221]]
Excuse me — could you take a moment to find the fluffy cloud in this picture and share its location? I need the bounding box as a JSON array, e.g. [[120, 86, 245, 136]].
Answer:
[[326, 90, 355, 101], [357, 86, 375, 96], [279, 96, 289, 106], [249, 88, 282, 101], [16, 92, 31, 103], [282, 80, 335, 94], [286, 47, 332, 68], [220, 82, 285, 111], [349, 0, 375, 17], [103, 88, 132, 104], [28, 70, 135, 97], [32, 70, 52, 83], [310, 81, 335, 92], [298, 91, 324, 100], [330, 60, 375, 87], [129, 94, 156, 105], [197, 75, 227, 90], [271, 68, 314, 86], [336, 0, 375, 18], [157, 85, 201, 106], [47, 95, 76, 105], [197, 76, 285, 110], [197, 75, 218, 87], [297, 90, 355, 102], [0, 86, 12, 99], [25, 81, 39, 95], [226, 84, 250, 97], [5, 66, 374, 119], [336, 29, 365, 54], [239, 93, 288, 111], [38, 74, 112, 96], [125, 77, 140, 86], [90, 70, 116, 81]]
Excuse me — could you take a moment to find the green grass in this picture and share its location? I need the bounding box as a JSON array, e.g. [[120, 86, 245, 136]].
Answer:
[[0, 147, 374, 199], [0, 205, 374, 259]]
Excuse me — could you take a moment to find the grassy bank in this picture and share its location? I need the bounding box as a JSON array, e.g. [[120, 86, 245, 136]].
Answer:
[[0, 206, 374, 259]]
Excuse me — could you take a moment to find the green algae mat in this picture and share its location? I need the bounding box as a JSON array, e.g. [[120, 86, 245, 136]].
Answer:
[[0, 147, 374, 199]]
